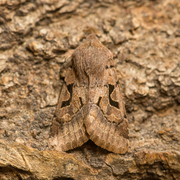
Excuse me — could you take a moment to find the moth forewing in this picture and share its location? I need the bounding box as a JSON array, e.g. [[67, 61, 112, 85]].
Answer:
[[50, 34, 129, 154]]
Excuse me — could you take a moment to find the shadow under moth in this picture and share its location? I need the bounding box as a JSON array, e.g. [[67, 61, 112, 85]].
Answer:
[[50, 34, 129, 154]]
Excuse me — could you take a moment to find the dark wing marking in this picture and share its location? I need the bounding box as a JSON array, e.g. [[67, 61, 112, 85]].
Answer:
[[49, 67, 89, 151], [84, 60, 129, 154]]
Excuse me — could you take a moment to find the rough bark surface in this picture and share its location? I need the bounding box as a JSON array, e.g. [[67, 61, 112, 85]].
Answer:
[[0, 0, 180, 179]]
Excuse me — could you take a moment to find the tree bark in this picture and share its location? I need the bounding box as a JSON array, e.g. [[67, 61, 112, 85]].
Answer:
[[0, 0, 180, 179]]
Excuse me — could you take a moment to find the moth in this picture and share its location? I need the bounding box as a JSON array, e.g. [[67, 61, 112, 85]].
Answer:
[[50, 34, 129, 154]]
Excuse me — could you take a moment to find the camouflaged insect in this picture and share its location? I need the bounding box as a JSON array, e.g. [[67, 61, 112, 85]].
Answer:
[[50, 34, 129, 154]]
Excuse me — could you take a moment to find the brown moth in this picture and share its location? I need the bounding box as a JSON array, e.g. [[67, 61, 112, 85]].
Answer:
[[50, 34, 129, 154]]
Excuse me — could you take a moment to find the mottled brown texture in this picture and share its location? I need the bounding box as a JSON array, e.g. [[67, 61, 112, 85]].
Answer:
[[50, 34, 129, 154], [0, 140, 180, 180], [0, 0, 180, 179]]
